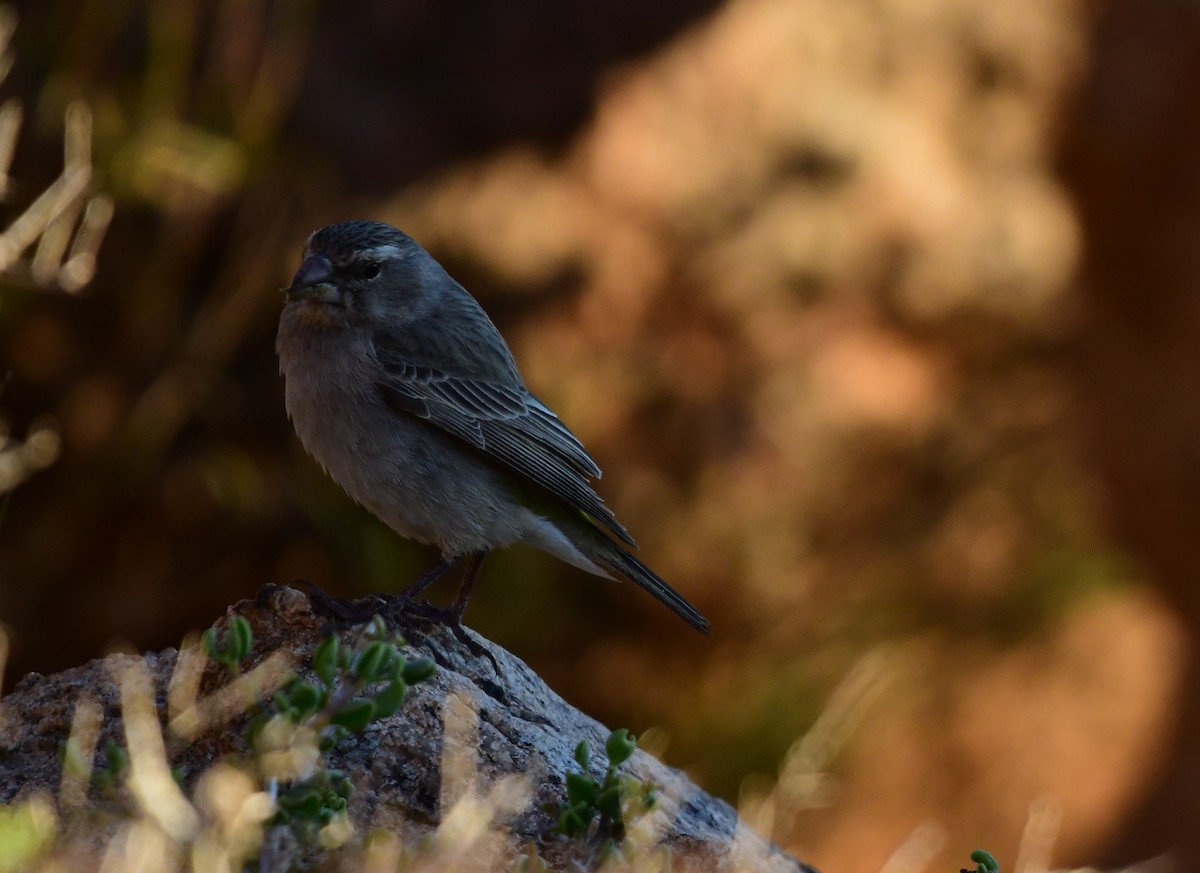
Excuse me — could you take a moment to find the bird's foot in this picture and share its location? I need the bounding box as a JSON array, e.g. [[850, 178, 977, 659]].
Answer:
[[392, 600, 501, 675], [296, 581, 500, 675], [299, 581, 429, 631], [450, 623, 502, 676], [298, 581, 389, 626]]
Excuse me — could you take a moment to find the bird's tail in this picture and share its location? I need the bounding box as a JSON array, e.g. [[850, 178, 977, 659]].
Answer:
[[576, 526, 711, 634]]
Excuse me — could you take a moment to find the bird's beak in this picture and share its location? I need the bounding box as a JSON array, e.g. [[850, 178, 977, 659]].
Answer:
[[285, 254, 341, 304]]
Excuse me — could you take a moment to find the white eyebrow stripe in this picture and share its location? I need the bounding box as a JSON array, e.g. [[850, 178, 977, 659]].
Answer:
[[366, 243, 406, 259]]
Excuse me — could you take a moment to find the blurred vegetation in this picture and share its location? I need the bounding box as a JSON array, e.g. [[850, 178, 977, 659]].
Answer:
[[0, 0, 1191, 870]]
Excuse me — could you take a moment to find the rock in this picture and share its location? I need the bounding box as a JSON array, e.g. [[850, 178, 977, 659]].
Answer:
[[0, 584, 815, 872]]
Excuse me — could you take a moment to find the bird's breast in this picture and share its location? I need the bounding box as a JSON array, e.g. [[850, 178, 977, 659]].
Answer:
[[275, 308, 523, 553], [277, 315, 389, 487]]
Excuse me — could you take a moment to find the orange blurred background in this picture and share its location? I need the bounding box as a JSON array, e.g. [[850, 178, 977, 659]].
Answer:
[[1, 0, 1196, 869]]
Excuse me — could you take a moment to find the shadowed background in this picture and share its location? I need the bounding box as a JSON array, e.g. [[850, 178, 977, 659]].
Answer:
[[0, 0, 1196, 869]]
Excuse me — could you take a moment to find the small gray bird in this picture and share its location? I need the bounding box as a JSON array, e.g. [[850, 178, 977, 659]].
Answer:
[[276, 220, 710, 634]]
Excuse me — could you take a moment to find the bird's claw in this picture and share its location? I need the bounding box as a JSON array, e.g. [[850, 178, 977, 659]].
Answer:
[[299, 581, 387, 625], [297, 581, 501, 675], [384, 600, 502, 675]]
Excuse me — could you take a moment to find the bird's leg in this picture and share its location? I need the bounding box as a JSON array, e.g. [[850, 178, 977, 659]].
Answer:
[[383, 554, 465, 620], [448, 551, 487, 624], [443, 552, 500, 672], [400, 554, 465, 601], [400, 551, 498, 671]]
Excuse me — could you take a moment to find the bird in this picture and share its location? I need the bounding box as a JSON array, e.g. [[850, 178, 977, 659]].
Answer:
[[276, 219, 711, 636]]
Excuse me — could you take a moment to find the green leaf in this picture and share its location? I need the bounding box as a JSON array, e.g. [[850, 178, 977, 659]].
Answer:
[[559, 804, 592, 836], [400, 656, 435, 684], [330, 699, 376, 732], [376, 647, 399, 679], [514, 841, 546, 873], [388, 654, 406, 681], [596, 785, 621, 821], [371, 679, 409, 718], [313, 637, 338, 687], [103, 739, 128, 776], [243, 713, 268, 746], [565, 771, 598, 806], [353, 642, 387, 682], [970, 850, 999, 873], [574, 740, 591, 770], [605, 729, 636, 767], [229, 616, 253, 661], [367, 614, 388, 640], [201, 628, 219, 661], [280, 786, 322, 819], [288, 682, 323, 719]]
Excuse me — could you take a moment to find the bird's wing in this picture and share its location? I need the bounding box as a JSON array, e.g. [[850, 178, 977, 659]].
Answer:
[[372, 330, 635, 546]]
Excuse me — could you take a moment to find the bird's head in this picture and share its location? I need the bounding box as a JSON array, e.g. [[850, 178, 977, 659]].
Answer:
[[284, 220, 434, 325]]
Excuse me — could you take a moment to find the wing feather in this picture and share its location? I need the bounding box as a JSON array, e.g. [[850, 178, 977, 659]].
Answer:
[[374, 332, 632, 545]]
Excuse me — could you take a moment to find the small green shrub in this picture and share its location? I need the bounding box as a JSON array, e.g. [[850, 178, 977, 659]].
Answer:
[[548, 728, 658, 845]]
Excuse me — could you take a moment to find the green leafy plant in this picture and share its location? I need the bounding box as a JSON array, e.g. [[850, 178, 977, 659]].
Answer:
[[513, 839, 550, 872], [548, 728, 658, 843], [192, 612, 437, 855], [247, 614, 436, 846], [201, 615, 253, 672], [90, 738, 129, 796], [962, 848, 1000, 873], [58, 733, 129, 798]]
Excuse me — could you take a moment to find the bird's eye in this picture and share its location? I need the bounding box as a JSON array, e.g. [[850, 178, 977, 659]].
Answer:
[[353, 260, 382, 280]]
